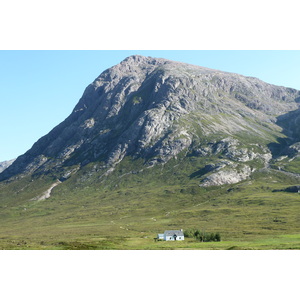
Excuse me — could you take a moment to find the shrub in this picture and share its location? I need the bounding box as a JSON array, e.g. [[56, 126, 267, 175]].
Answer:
[[183, 229, 195, 238], [194, 229, 200, 238], [184, 229, 221, 242], [209, 233, 216, 241], [215, 233, 221, 241]]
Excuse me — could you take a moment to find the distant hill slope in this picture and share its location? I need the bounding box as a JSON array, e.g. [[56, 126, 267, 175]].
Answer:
[[0, 159, 16, 173]]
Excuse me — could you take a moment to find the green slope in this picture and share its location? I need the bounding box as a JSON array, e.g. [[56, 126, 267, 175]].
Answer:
[[1, 154, 300, 250]]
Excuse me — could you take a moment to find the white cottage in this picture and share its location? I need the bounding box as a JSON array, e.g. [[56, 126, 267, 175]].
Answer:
[[157, 233, 164, 240], [157, 229, 184, 241]]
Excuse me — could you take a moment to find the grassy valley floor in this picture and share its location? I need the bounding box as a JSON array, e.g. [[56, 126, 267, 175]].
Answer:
[[0, 231, 300, 250], [0, 158, 300, 250]]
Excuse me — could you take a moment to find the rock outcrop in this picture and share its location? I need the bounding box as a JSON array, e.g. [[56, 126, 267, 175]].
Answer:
[[0, 159, 16, 173]]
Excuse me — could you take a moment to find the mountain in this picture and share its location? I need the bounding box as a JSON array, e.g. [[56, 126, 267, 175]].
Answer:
[[1, 55, 300, 249], [1, 55, 300, 186], [0, 159, 16, 173]]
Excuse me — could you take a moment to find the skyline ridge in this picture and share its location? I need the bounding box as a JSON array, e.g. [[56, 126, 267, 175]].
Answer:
[[1, 51, 300, 162]]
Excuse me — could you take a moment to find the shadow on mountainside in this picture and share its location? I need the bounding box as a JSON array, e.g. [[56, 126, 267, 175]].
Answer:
[[268, 108, 300, 158]]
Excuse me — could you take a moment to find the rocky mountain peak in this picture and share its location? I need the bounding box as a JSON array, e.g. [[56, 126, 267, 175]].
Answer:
[[121, 54, 169, 66], [95, 55, 170, 82], [1, 55, 300, 186]]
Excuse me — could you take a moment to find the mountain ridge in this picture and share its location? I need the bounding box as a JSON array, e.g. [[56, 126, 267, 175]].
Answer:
[[1, 55, 300, 187]]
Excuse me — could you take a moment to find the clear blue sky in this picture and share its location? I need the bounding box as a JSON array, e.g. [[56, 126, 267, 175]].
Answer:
[[1, 50, 300, 162]]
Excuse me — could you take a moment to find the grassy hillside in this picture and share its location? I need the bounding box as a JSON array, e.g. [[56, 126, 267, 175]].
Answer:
[[0, 155, 300, 250]]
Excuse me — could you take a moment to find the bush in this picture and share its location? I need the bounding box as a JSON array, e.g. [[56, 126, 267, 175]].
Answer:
[[194, 230, 200, 238], [183, 229, 196, 238], [215, 233, 221, 241], [184, 229, 221, 242]]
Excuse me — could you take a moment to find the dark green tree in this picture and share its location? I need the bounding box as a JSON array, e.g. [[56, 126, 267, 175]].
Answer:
[[215, 233, 221, 242], [209, 233, 216, 242], [194, 229, 200, 239]]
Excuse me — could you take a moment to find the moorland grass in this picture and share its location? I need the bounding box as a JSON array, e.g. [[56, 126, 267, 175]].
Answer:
[[0, 157, 300, 250]]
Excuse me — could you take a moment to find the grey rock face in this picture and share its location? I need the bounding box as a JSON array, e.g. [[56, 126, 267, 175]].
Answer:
[[200, 165, 253, 187], [289, 142, 300, 153], [0, 159, 16, 173], [1, 55, 300, 185]]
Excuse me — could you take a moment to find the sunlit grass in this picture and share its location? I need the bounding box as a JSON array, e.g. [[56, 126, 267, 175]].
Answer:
[[0, 157, 300, 249]]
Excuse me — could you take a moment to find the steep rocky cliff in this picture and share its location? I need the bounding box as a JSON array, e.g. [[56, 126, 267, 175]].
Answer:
[[1, 55, 300, 186]]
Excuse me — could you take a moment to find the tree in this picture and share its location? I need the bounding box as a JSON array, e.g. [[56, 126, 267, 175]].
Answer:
[[209, 233, 215, 242], [194, 229, 200, 239]]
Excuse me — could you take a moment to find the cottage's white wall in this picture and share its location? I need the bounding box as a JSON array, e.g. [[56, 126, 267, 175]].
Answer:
[[164, 235, 184, 241]]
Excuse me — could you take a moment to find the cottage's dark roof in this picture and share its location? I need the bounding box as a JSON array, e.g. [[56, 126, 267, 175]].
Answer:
[[164, 230, 184, 236]]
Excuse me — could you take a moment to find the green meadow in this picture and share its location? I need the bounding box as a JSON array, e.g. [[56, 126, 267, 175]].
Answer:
[[0, 155, 300, 250]]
